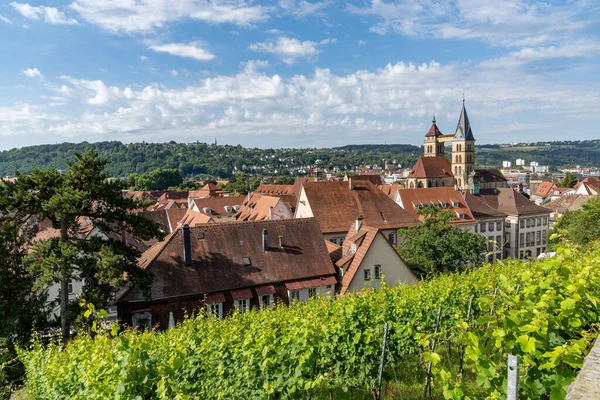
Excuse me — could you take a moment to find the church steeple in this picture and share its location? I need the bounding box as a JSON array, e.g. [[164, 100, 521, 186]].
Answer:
[[454, 98, 474, 141], [452, 98, 475, 190], [423, 113, 444, 157]]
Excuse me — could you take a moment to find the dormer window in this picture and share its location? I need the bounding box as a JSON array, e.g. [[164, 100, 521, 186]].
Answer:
[[197, 232, 205, 240], [452, 201, 459, 208], [242, 257, 251, 266], [440, 202, 447, 208]]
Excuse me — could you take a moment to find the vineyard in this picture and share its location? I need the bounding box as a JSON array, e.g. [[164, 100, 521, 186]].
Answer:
[[18, 245, 600, 399]]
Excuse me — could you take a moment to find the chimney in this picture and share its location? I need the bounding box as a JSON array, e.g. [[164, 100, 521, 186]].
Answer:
[[355, 215, 364, 233], [349, 177, 354, 190], [182, 224, 192, 266], [268, 206, 274, 220], [278, 235, 283, 248], [262, 229, 268, 252]]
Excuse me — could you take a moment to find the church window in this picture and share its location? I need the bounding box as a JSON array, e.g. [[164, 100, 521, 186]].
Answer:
[[418, 182, 424, 188], [409, 181, 415, 189], [428, 181, 432, 187]]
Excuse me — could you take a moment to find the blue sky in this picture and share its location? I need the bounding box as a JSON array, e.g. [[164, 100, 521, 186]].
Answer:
[[0, 0, 599, 150]]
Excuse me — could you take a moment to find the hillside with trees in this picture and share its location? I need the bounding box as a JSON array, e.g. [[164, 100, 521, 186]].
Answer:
[[0, 139, 598, 179]]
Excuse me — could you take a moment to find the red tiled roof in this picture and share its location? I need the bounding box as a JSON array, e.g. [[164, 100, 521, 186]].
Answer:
[[178, 209, 214, 227], [350, 174, 384, 186], [120, 218, 336, 302], [379, 183, 403, 197], [191, 196, 243, 216], [255, 285, 276, 296], [535, 181, 555, 198], [396, 187, 476, 224], [205, 292, 226, 304], [302, 180, 420, 234], [425, 122, 442, 137], [254, 184, 294, 196], [478, 188, 550, 216], [230, 288, 253, 300], [545, 195, 593, 214], [407, 157, 454, 179], [284, 276, 337, 290], [236, 193, 287, 221]]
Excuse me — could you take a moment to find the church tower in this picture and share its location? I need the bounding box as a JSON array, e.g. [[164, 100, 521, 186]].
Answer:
[[423, 114, 444, 157], [452, 99, 475, 190]]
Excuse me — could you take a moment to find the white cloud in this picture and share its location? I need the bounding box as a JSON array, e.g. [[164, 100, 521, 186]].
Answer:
[[278, 0, 332, 17], [481, 39, 600, 69], [148, 42, 216, 61], [69, 0, 270, 33], [249, 36, 334, 64], [349, 0, 595, 48], [170, 70, 179, 76], [22, 68, 43, 78], [265, 28, 283, 35], [10, 2, 78, 25], [357, 40, 366, 46], [60, 76, 111, 105], [140, 56, 148, 61], [0, 14, 12, 24]]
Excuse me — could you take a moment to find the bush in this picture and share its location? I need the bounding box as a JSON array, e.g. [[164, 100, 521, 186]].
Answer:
[[19, 245, 600, 399]]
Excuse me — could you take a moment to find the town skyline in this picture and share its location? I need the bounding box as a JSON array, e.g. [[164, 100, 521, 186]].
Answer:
[[1, 0, 599, 150]]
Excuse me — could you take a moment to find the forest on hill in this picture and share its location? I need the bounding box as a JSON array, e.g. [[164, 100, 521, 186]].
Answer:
[[0, 139, 598, 179]]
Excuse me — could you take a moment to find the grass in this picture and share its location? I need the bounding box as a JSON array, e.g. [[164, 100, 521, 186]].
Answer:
[[309, 351, 487, 399]]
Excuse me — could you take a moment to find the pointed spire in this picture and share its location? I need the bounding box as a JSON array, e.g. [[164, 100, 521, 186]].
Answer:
[[425, 113, 442, 137], [454, 99, 474, 141]]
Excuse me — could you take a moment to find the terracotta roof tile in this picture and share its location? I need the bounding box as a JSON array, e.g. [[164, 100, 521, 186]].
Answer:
[[302, 180, 420, 234], [478, 188, 550, 216], [396, 187, 476, 224], [407, 157, 454, 179], [119, 218, 336, 302], [545, 195, 593, 213], [535, 181, 556, 198]]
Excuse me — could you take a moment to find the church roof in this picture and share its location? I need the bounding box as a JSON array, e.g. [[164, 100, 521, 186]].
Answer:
[[454, 101, 475, 141], [425, 117, 443, 137], [407, 156, 454, 179]]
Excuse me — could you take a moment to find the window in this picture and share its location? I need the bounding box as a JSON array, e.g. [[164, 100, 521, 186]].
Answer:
[[536, 248, 541, 257], [526, 232, 531, 247], [364, 269, 371, 281], [537, 218, 541, 227], [505, 221, 511, 229], [481, 223, 486, 233], [488, 222, 494, 232], [288, 291, 300, 304], [388, 233, 396, 245], [374, 265, 382, 279], [520, 219, 525, 229], [496, 235, 501, 250], [520, 233, 525, 246], [542, 230, 547, 244], [536, 231, 541, 245], [325, 284, 333, 292], [496, 221, 502, 231], [543, 217, 547, 226], [132, 312, 152, 332], [242, 257, 251, 266], [505, 233, 511, 247], [488, 255, 493, 263], [474, 225, 478, 233], [197, 231, 205, 239], [488, 237, 493, 252], [68, 282, 73, 294], [206, 303, 223, 319], [235, 298, 250, 313], [308, 287, 317, 298], [261, 294, 274, 307], [526, 219, 531, 228]]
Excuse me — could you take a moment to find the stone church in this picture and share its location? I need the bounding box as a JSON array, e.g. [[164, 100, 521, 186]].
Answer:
[[407, 101, 477, 190]]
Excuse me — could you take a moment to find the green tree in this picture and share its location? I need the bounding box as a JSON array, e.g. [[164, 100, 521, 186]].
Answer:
[[133, 168, 183, 190], [397, 206, 487, 278], [556, 171, 577, 188], [225, 173, 251, 195], [0, 216, 48, 396], [553, 196, 600, 246], [5, 150, 162, 340]]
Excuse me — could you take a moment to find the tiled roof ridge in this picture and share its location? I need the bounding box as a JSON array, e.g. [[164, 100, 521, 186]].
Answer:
[[189, 216, 317, 229]]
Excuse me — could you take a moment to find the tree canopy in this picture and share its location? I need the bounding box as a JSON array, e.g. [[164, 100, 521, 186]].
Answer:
[[556, 171, 578, 188], [2, 150, 163, 340], [553, 196, 600, 247], [397, 206, 487, 278]]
